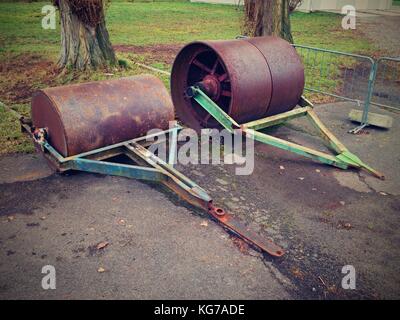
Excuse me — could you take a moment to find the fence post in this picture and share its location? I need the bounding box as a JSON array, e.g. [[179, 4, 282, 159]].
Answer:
[[369, 57, 400, 112], [360, 59, 378, 126]]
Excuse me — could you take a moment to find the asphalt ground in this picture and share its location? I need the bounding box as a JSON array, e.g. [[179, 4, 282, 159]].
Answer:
[[0, 101, 399, 299]]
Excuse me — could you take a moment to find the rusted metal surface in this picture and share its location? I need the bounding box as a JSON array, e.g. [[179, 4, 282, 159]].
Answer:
[[31, 75, 174, 157], [171, 36, 304, 129], [245, 37, 305, 116], [208, 204, 285, 257]]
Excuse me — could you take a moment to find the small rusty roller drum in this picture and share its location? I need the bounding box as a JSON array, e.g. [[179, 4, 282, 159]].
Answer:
[[170, 36, 305, 129], [31, 75, 174, 157]]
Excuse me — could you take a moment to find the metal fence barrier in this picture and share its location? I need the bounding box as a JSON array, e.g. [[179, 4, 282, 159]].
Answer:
[[293, 44, 376, 126], [293, 45, 400, 130], [371, 57, 400, 112]]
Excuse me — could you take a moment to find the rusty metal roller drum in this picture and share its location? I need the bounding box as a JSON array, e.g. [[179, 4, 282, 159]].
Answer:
[[31, 75, 174, 157], [170, 36, 305, 129], [245, 36, 305, 116]]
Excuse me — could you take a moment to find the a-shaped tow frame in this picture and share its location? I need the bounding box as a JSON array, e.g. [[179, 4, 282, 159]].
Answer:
[[18, 117, 284, 258], [187, 86, 384, 180]]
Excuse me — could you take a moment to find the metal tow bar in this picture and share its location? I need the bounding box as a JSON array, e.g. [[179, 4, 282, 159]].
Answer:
[[126, 141, 284, 257], [208, 204, 284, 257]]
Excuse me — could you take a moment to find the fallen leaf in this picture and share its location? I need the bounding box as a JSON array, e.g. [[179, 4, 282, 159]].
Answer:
[[231, 236, 250, 254], [338, 221, 353, 230], [344, 223, 352, 229], [200, 221, 208, 227], [97, 267, 106, 273], [327, 285, 338, 294], [291, 268, 304, 279], [96, 241, 109, 250]]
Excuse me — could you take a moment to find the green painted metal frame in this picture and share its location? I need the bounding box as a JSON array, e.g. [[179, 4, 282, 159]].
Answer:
[[19, 119, 284, 257], [35, 124, 213, 205], [189, 86, 384, 179]]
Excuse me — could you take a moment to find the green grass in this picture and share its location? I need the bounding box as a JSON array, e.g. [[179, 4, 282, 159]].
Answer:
[[0, 1, 374, 56], [0, 103, 34, 153], [0, 1, 376, 154]]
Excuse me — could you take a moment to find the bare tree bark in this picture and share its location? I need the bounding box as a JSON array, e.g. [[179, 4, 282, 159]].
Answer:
[[57, 0, 117, 70], [244, 0, 301, 43]]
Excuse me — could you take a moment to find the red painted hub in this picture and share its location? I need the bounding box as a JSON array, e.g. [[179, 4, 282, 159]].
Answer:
[[198, 74, 222, 100]]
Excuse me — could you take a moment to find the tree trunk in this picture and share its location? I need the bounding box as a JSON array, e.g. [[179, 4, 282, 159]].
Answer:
[[244, 0, 294, 43], [58, 0, 117, 70]]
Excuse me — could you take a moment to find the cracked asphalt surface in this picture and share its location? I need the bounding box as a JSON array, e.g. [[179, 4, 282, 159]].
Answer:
[[0, 102, 399, 299]]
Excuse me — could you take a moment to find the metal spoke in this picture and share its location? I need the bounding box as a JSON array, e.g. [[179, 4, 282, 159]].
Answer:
[[218, 73, 228, 82], [192, 59, 212, 74], [211, 58, 219, 75], [221, 90, 232, 97]]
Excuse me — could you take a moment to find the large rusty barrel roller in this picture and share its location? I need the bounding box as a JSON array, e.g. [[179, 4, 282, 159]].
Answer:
[[31, 75, 174, 157], [171, 36, 305, 129]]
